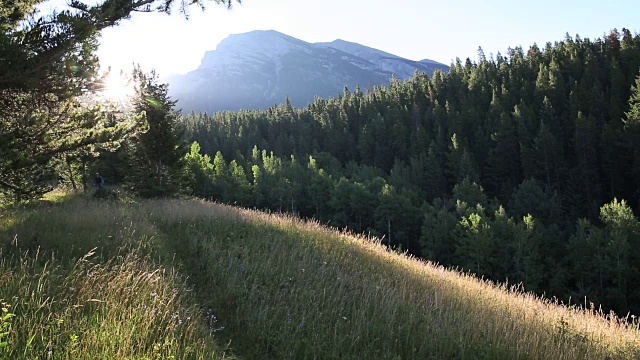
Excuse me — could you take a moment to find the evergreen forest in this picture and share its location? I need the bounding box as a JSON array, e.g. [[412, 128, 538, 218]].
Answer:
[[160, 29, 640, 317]]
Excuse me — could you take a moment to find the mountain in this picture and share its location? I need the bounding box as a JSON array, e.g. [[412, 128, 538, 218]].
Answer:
[[315, 39, 449, 80], [167, 30, 449, 114]]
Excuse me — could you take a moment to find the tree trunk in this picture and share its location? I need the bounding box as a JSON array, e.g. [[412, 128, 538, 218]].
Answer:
[[66, 158, 77, 191]]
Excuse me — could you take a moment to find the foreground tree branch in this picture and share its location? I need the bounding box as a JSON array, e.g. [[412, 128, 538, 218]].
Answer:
[[0, 0, 239, 201]]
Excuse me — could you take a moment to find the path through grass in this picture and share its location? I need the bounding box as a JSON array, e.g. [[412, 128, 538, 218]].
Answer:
[[1, 196, 638, 359]]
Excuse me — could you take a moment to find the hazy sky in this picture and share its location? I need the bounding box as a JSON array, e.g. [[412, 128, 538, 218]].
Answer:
[[41, 0, 639, 77]]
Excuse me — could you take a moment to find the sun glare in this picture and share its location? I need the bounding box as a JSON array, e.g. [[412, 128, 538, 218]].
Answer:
[[102, 72, 134, 101]]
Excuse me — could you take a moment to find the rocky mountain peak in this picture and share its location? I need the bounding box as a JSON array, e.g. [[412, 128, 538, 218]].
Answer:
[[200, 30, 308, 69], [168, 30, 449, 114]]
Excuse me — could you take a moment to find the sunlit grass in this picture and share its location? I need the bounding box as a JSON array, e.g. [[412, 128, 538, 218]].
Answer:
[[40, 189, 73, 204], [155, 199, 640, 359], [1, 195, 639, 359], [0, 195, 232, 359]]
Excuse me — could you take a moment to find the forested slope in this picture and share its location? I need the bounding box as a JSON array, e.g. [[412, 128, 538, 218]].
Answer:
[[173, 29, 640, 316]]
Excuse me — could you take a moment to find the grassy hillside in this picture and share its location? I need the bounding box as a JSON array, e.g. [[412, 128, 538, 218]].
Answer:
[[1, 194, 639, 359]]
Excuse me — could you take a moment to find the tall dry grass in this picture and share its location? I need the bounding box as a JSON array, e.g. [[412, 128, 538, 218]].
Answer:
[[154, 198, 640, 359], [1, 195, 639, 359], [0, 195, 232, 359]]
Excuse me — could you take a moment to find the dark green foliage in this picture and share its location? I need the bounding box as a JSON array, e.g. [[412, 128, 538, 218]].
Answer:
[[374, 183, 419, 250], [179, 30, 640, 316], [598, 199, 640, 311], [0, 0, 238, 202], [307, 158, 334, 220], [567, 219, 608, 305], [454, 207, 496, 275], [452, 177, 488, 209], [508, 178, 562, 225], [422, 142, 447, 201], [624, 75, 640, 207], [329, 177, 354, 228], [125, 69, 184, 198], [483, 111, 522, 203], [419, 199, 457, 264], [567, 199, 640, 313], [568, 112, 601, 219], [507, 214, 543, 291], [457, 149, 480, 184], [532, 119, 565, 190]]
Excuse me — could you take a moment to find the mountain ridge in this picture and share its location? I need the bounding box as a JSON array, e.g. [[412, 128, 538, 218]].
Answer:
[[168, 30, 449, 114]]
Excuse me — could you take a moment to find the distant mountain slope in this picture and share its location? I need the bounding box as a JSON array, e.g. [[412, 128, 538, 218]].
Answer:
[[167, 30, 449, 114], [315, 39, 449, 80]]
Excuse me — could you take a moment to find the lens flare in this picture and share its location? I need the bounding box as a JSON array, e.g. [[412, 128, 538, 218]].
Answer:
[[102, 72, 134, 100]]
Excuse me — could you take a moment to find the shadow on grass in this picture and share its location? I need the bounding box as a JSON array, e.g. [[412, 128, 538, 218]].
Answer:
[[2, 198, 637, 360], [0, 197, 236, 360], [155, 201, 634, 360]]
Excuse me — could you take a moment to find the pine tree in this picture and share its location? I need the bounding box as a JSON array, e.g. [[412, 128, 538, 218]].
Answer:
[[0, 0, 237, 202], [484, 111, 522, 203], [452, 177, 487, 209], [457, 149, 479, 184], [308, 157, 334, 220], [454, 207, 495, 275], [422, 141, 447, 200], [282, 155, 306, 214], [599, 198, 640, 313], [508, 178, 561, 226], [251, 164, 264, 207], [623, 73, 640, 208], [229, 159, 251, 205], [349, 182, 377, 232], [374, 184, 417, 251], [566, 219, 606, 305], [212, 151, 230, 201], [125, 69, 184, 197], [532, 120, 564, 190], [419, 199, 457, 263], [510, 214, 543, 291], [330, 177, 353, 228], [183, 141, 214, 197], [567, 111, 601, 219]]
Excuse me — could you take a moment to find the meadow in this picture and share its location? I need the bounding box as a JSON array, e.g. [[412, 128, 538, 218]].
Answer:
[[0, 193, 638, 359]]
